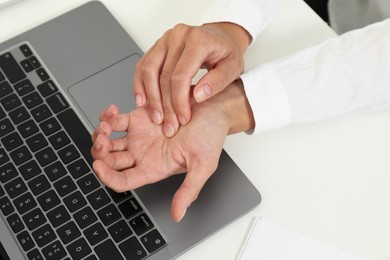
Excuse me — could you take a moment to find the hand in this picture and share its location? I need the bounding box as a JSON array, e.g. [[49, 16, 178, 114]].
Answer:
[[91, 102, 230, 222], [133, 22, 251, 137]]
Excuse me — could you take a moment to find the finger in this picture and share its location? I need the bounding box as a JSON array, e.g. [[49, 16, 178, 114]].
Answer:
[[91, 121, 112, 143], [170, 161, 216, 222], [194, 54, 243, 103]]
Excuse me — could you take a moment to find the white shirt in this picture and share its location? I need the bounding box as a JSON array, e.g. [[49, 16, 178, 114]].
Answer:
[[201, 0, 390, 134]]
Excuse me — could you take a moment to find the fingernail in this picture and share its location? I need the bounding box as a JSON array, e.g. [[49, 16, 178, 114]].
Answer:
[[135, 95, 143, 107], [104, 105, 113, 117], [178, 115, 187, 125], [177, 207, 187, 223], [152, 110, 163, 124], [94, 136, 103, 150], [194, 83, 212, 103], [164, 123, 175, 138]]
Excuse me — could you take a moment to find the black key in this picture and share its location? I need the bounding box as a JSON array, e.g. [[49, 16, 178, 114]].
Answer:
[[47, 93, 69, 114], [16, 231, 35, 251], [97, 204, 121, 226], [17, 119, 38, 138], [28, 56, 41, 69], [0, 196, 14, 216], [28, 174, 51, 196], [14, 79, 34, 96], [0, 81, 12, 96], [95, 240, 124, 260], [48, 131, 70, 150], [57, 109, 93, 165], [9, 106, 30, 125], [20, 59, 33, 72], [14, 192, 37, 214], [36, 68, 49, 81], [42, 240, 67, 260], [57, 221, 81, 244], [44, 161, 66, 182], [23, 208, 46, 231], [19, 44, 33, 57], [0, 118, 14, 137], [35, 147, 57, 167], [108, 220, 132, 243], [10, 145, 32, 166], [0, 52, 26, 83], [37, 189, 60, 211], [19, 160, 41, 181], [37, 80, 57, 97], [54, 176, 76, 197], [67, 158, 89, 179], [22, 91, 43, 109], [27, 249, 43, 260], [2, 132, 23, 151], [87, 188, 111, 210], [63, 191, 86, 213], [0, 148, 10, 165], [130, 213, 154, 236], [119, 237, 147, 260], [74, 206, 97, 229], [39, 117, 60, 136], [7, 213, 25, 233], [58, 144, 79, 164], [0, 162, 18, 183], [31, 104, 52, 122], [32, 224, 56, 247], [84, 222, 108, 246], [67, 238, 91, 260], [4, 177, 27, 198], [141, 229, 166, 253], [26, 133, 48, 152], [119, 198, 142, 219], [1, 93, 21, 111], [106, 188, 132, 203], [47, 205, 70, 228], [77, 173, 100, 194]]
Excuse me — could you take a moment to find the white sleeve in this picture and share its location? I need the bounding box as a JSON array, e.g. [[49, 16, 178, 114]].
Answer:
[[200, 0, 285, 42], [242, 18, 390, 134]]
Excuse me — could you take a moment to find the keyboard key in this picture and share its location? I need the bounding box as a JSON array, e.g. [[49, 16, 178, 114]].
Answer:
[[32, 223, 56, 247], [0, 52, 26, 84], [1, 93, 21, 111], [26, 248, 43, 260], [37, 189, 60, 211], [16, 231, 35, 251], [14, 79, 34, 96], [44, 161, 66, 182], [54, 176, 77, 197], [106, 188, 132, 203], [48, 131, 70, 150], [17, 119, 39, 138], [67, 238, 91, 260], [67, 158, 89, 179], [19, 44, 33, 57], [28, 56, 41, 69], [119, 237, 147, 260], [63, 191, 86, 213], [84, 222, 108, 246], [119, 198, 142, 219], [19, 160, 41, 181], [28, 174, 51, 196], [20, 59, 33, 72], [0, 196, 15, 216], [47, 205, 70, 228], [0, 148, 10, 165], [7, 213, 25, 233], [10, 145, 32, 166], [35, 147, 57, 167], [58, 144, 79, 164], [141, 229, 166, 253], [22, 91, 43, 109], [39, 117, 60, 136], [108, 220, 132, 243], [77, 173, 100, 194], [0, 81, 12, 96], [2, 131, 23, 151], [23, 208, 46, 231], [95, 239, 124, 260], [87, 188, 111, 210], [14, 192, 37, 214], [31, 104, 52, 122], [130, 213, 154, 236], [97, 204, 121, 226], [74, 206, 97, 229], [37, 80, 57, 97], [57, 221, 81, 244], [36, 68, 49, 81], [46, 93, 69, 114], [9, 106, 30, 125], [4, 177, 27, 198], [26, 133, 48, 152], [0, 118, 14, 137], [0, 162, 18, 183], [42, 240, 67, 260]]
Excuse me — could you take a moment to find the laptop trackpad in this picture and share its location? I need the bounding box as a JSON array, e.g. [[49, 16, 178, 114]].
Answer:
[[68, 54, 140, 130]]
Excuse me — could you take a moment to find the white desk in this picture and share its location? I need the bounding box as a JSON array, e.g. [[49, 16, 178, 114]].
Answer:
[[1, 1, 389, 259]]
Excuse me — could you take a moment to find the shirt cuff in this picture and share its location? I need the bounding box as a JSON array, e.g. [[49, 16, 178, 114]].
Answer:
[[241, 65, 291, 134]]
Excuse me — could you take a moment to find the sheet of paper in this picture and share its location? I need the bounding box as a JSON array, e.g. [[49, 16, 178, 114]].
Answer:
[[237, 217, 363, 260]]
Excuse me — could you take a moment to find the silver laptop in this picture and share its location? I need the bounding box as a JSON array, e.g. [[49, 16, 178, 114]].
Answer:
[[0, 1, 261, 259]]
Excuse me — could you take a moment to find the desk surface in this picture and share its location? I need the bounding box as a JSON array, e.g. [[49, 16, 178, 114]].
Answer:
[[1, 1, 389, 259]]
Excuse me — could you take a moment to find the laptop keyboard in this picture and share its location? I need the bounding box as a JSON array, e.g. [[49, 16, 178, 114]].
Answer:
[[0, 43, 166, 260]]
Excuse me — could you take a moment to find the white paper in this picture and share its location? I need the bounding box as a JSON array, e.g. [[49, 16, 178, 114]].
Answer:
[[237, 217, 363, 260]]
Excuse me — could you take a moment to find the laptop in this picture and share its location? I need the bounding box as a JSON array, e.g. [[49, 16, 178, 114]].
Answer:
[[0, 1, 261, 259]]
